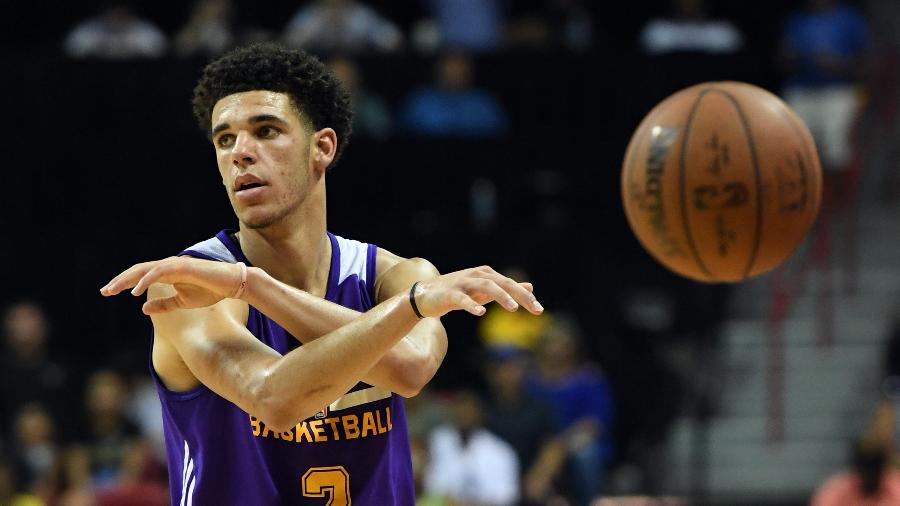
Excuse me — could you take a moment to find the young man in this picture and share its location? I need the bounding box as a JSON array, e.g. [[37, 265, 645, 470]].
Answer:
[[100, 43, 542, 505]]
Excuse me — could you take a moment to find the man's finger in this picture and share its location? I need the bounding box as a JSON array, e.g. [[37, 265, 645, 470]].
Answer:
[[101, 262, 156, 295], [131, 263, 174, 296], [468, 278, 518, 311], [455, 292, 486, 316], [491, 275, 541, 314], [142, 296, 182, 315]]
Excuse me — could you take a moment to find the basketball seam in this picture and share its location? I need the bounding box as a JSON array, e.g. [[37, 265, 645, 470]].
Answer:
[[680, 87, 716, 281], [778, 106, 820, 234], [717, 89, 764, 279]]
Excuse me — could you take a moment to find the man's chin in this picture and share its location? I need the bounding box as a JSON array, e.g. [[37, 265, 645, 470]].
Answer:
[[238, 211, 281, 230]]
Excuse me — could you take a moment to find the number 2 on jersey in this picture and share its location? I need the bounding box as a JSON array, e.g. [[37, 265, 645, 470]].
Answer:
[[301, 466, 350, 505]]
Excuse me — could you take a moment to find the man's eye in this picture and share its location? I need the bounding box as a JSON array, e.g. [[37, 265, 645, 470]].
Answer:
[[258, 126, 278, 138], [216, 134, 234, 148]]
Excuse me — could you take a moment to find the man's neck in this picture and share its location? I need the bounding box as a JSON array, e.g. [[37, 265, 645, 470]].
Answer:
[[235, 198, 331, 297]]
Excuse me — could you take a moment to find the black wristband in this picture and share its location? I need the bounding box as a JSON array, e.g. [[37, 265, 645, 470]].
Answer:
[[409, 281, 424, 319]]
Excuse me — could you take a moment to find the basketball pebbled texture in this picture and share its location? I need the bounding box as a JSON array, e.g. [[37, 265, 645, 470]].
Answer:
[[621, 81, 822, 283]]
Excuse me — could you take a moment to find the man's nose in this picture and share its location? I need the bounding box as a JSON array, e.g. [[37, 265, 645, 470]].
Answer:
[[231, 131, 258, 168]]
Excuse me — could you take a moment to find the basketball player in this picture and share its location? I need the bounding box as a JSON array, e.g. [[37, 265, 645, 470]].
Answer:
[[99, 43, 542, 504]]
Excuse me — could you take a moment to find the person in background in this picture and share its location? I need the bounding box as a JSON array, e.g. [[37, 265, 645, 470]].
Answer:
[[175, 0, 235, 58], [93, 443, 168, 506], [64, 2, 167, 59], [9, 404, 60, 502], [506, 0, 594, 51], [67, 370, 142, 491], [811, 435, 900, 505], [424, 390, 520, 505], [640, 0, 743, 55], [779, 0, 870, 174], [0, 301, 74, 441], [400, 51, 508, 137], [484, 347, 569, 505], [528, 316, 615, 505], [328, 56, 394, 138], [0, 459, 43, 506], [419, 0, 503, 52], [283, 0, 402, 54]]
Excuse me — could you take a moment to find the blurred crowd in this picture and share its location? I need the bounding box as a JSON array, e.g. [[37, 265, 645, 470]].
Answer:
[[2, 0, 898, 505], [53, 0, 898, 196]]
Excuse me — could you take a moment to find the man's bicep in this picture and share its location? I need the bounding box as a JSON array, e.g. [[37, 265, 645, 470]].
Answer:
[[149, 284, 281, 416]]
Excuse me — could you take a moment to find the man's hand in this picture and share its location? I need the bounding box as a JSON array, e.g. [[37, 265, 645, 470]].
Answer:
[[100, 256, 244, 314], [413, 265, 542, 317], [102, 259, 543, 319]]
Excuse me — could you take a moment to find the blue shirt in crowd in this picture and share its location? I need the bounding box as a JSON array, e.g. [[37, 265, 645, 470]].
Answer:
[[400, 87, 508, 137], [782, 4, 870, 88]]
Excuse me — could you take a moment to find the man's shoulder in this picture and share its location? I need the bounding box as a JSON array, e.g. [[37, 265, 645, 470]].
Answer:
[[180, 230, 239, 263]]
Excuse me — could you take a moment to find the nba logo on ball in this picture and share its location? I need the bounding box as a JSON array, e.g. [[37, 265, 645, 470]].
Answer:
[[621, 81, 822, 283]]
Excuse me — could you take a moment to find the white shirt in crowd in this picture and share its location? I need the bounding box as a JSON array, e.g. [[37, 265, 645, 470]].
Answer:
[[425, 425, 520, 506], [641, 18, 743, 55]]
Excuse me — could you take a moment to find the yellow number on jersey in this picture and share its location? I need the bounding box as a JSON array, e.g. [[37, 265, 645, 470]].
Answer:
[[301, 466, 351, 505]]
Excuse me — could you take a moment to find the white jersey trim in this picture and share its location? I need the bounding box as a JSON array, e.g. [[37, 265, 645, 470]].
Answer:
[[180, 440, 196, 506], [333, 235, 369, 285]]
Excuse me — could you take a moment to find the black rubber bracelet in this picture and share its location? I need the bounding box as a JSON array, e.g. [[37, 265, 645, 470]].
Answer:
[[409, 281, 424, 319]]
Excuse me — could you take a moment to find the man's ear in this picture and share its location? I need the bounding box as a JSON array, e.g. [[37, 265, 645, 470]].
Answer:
[[310, 128, 337, 175]]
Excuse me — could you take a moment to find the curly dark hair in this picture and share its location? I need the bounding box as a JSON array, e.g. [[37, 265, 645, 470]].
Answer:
[[192, 43, 353, 166]]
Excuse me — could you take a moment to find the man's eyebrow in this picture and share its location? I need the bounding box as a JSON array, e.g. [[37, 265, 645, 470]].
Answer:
[[248, 114, 287, 125], [211, 122, 230, 136], [210, 115, 288, 136]]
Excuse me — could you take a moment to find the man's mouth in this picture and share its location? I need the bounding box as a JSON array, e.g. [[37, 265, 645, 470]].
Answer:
[[237, 182, 264, 191]]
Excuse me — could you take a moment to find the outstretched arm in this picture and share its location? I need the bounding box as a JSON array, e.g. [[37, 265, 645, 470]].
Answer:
[[101, 261, 542, 431], [102, 256, 539, 397]]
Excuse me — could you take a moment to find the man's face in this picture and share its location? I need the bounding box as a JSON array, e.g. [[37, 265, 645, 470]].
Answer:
[[211, 91, 315, 229]]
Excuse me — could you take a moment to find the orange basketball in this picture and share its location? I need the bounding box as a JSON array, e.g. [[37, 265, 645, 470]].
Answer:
[[621, 81, 822, 283]]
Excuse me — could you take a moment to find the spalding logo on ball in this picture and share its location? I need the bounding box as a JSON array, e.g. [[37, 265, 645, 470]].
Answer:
[[621, 81, 822, 283]]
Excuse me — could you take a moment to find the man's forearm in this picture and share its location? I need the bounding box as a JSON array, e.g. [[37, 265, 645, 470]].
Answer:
[[241, 267, 442, 395], [262, 293, 419, 429]]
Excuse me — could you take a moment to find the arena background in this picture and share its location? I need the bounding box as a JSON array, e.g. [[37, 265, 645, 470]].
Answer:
[[0, 1, 897, 505]]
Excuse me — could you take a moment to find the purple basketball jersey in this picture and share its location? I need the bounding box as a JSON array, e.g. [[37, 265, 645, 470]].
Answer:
[[150, 230, 415, 505]]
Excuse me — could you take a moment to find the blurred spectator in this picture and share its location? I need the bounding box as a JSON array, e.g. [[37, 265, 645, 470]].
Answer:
[[484, 347, 568, 504], [405, 387, 449, 443], [283, 0, 402, 54], [175, 0, 234, 58], [506, 0, 594, 51], [416, 0, 503, 52], [640, 0, 743, 55], [779, 0, 870, 172], [56, 487, 96, 506], [0, 459, 43, 506], [63, 3, 167, 59], [93, 443, 167, 506], [424, 390, 520, 505], [328, 56, 393, 138], [66, 370, 142, 491], [124, 375, 165, 465], [0, 301, 74, 439], [527, 316, 615, 504], [411, 433, 449, 506], [400, 51, 509, 137], [811, 436, 900, 505], [10, 404, 60, 500]]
